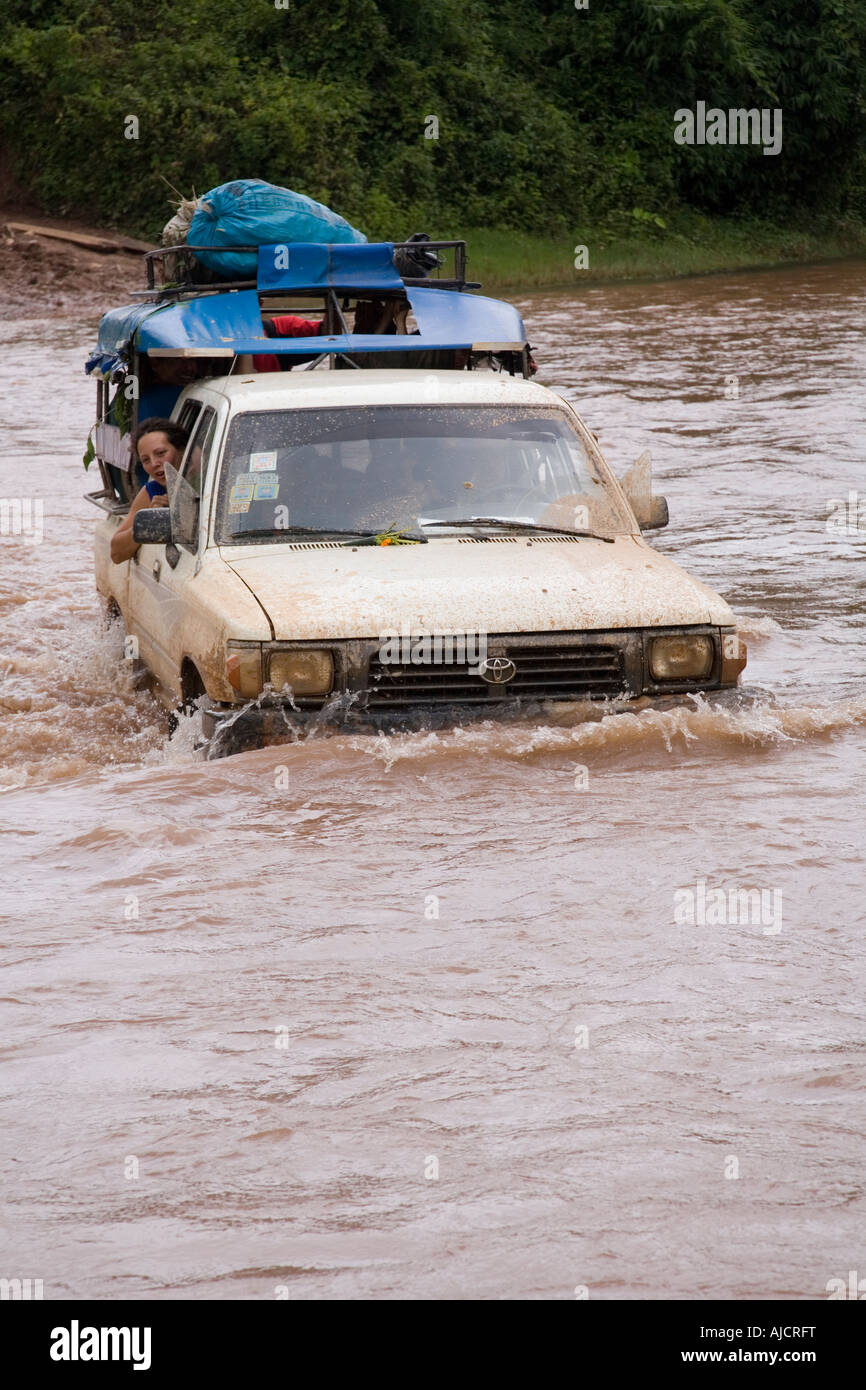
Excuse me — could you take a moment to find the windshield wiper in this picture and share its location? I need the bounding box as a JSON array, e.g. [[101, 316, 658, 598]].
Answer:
[[228, 524, 428, 544], [423, 518, 615, 543]]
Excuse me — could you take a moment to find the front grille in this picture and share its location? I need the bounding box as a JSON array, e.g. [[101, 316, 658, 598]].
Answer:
[[366, 640, 628, 707]]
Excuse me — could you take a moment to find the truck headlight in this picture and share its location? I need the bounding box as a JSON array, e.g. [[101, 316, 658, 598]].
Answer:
[[226, 642, 263, 698], [649, 634, 714, 680], [269, 649, 334, 696]]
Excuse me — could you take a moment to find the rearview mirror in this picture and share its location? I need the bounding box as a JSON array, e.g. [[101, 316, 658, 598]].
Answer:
[[133, 507, 173, 544], [620, 449, 669, 530]]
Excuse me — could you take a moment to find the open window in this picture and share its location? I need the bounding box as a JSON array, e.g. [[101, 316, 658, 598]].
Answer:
[[176, 397, 203, 438], [170, 406, 218, 551]]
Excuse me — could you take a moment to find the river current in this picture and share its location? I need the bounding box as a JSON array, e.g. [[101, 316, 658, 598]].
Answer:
[[1, 260, 864, 1298]]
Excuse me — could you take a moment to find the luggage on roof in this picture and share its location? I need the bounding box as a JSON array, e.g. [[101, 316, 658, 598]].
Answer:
[[184, 179, 366, 279]]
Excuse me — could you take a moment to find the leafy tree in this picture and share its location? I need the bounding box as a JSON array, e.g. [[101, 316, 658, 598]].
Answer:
[[0, 0, 863, 235]]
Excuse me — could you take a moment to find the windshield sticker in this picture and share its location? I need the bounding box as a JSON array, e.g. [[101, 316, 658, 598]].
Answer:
[[228, 475, 254, 513], [252, 475, 279, 501], [250, 451, 278, 473]]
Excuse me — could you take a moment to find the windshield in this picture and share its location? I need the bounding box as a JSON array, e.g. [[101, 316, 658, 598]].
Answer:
[[215, 405, 634, 543]]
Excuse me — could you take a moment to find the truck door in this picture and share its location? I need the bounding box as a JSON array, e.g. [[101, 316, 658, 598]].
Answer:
[[128, 404, 219, 700]]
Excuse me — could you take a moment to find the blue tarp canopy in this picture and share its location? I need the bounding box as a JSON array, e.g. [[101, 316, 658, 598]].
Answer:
[[129, 288, 525, 356], [133, 290, 268, 354], [408, 286, 526, 351], [85, 302, 165, 377], [257, 241, 403, 294], [86, 241, 527, 370]]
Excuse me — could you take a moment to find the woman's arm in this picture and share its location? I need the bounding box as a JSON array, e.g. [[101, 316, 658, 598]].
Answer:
[[110, 487, 164, 564]]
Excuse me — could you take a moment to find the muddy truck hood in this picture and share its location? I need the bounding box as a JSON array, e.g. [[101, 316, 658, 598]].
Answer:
[[221, 535, 735, 639]]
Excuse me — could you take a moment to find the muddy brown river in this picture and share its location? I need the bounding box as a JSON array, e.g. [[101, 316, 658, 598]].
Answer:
[[1, 261, 864, 1300]]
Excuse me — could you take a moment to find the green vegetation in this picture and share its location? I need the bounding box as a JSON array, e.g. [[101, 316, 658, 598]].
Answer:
[[1, 0, 865, 285], [464, 214, 866, 291]]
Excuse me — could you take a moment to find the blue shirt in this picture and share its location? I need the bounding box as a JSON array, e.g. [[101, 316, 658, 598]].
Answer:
[[145, 480, 167, 499]]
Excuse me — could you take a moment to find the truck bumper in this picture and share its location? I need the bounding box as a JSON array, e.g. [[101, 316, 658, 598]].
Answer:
[[200, 684, 770, 758]]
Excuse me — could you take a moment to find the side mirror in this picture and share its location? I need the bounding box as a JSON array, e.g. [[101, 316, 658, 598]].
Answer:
[[620, 449, 669, 530], [133, 507, 173, 544]]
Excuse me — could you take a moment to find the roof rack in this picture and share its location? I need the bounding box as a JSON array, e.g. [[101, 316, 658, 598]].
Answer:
[[139, 240, 479, 300], [87, 239, 529, 378]]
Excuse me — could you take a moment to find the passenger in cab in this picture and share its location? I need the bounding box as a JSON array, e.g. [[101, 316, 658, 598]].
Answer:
[[345, 297, 467, 370], [110, 418, 190, 565], [246, 300, 399, 373], [246, 314, 324, 372], [352, 298, 408, 335]]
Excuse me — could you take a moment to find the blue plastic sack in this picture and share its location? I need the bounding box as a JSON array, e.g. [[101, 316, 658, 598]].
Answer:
[[188, 179, 366, 278]]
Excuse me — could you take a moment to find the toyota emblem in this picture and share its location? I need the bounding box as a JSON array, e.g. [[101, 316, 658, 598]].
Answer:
[[478, 656, 517, 684]]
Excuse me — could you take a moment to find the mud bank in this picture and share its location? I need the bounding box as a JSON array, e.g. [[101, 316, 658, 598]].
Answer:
[[0, 214, 143, 318]]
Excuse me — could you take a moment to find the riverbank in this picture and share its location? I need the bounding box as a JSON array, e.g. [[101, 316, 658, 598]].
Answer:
[[0, 215, 141, 318], [3, 204, 864, 307], [458, 212, 866, 292]]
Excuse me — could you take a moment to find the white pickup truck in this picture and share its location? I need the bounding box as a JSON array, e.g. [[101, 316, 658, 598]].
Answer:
[[94, 366, 748, 755]]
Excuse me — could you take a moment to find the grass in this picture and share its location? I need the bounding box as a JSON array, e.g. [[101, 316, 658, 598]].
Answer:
[[452, 211, 866, 292], [33, 200, 865, 296]]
